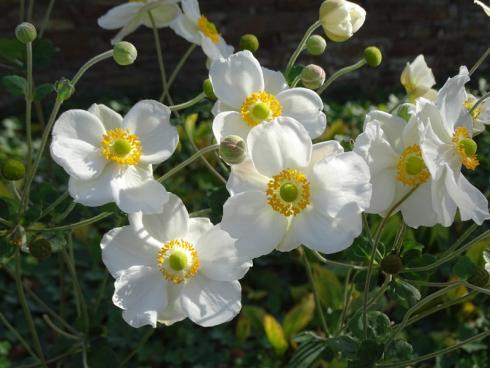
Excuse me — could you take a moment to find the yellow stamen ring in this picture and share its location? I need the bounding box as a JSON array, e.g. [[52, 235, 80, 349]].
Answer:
[[397, 144, 430, 186], [240, 91, 282, 127], [464, 99, 482, 121], [156, 239, 199, 284], [266, 169, 310, 216], [101, 128, 142, 165], [197, 15, 220, 44], [452, 127, 479, 170]]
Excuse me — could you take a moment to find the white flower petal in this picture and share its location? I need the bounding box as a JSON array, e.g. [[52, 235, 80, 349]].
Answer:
[[122, 100, 178, 164], [186, 217, 213, 245], [113, 265, 167, 328], [226, 159, 269, 195], [209, 50, 264, 108], [110, 14, 143, 44], [247, 117, 312, 177], [97, 3, 142, 30], [276, 228, 301, 253], [309, 141, 344, 170], [158, 283, 186, 326], [399, 182, 440, 228], [430, 169, 458, 226], [276, 88, 326, 139], [88, 103, 123, 131], [52, 110, 106, 146], [262, 67, 288, 95], [68, 164, 118, 207], [212, 111, 251, 143], [169, 14, 200, 44], [181, 275, 241, 327], [211, 100, 236, 116], [140, 3, 181, 28], [181, 0, 201, 22], [368, 168, 397, 215], [364, 111, 405, 152], [221, 191, 288, 259], [201, 35, 234, 61]]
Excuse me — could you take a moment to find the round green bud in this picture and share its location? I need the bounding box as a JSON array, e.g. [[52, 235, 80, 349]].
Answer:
[[113, 41, 138, 66], [306, 35, 327, 56], [111, 139, 132, 157], [15, 22, 37, 44], [251, 102, 271, 121], [381, 254, 403, 274], [29, 238, 52, 261], [219, 135, 246, 165], [2, 159, 25, 181], [364, 46, 382, 68], [55, 78, 75, 101], [203, 78, 217, 100], [468, 268, 489, 287], [169, 250, 188, 271], [280, 183, 299, 202], [301, 64, 326, 90], [239, 34, 259, 53], [459, 138, 477, 157], [405, 156, 424, 176]]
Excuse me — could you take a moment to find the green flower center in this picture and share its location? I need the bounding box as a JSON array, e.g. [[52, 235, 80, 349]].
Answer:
[[111, 138, 132, 157], [459, 138, 477, 157], [169, 250, 188, 272], [405, 156, 425, 176], [250, 102, 271, 121], [280, 183, 299, 203]]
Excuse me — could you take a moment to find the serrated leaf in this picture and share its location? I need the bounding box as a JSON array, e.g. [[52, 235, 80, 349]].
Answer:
[[349, 311, 391, 343], [283, 293, 315, 340], [2, 75, 27, 96], [263, 314, 288, 355], [387, 279, 421, 309]]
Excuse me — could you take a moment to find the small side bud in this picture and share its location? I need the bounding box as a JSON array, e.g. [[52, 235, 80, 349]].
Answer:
[[203, 79, 217, 100], [29, 238, 52, 261], [2, 159, 25, 181], [364, 46, 382, 68], [468, 268, 489, 287], [113, 41, 138, 66], [15, 22, 37, 44], [239, 34, 259, 53], [10, 225, 26, 249], [306, 35, 327, 56], [55, 78, 75, 101], [219, 135, 246, 165], [381, 254, 403, 274], [300, 64, 326, 90]]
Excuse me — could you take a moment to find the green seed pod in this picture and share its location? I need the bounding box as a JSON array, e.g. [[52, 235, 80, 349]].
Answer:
[[381, 254, 403, 274], [55, 78, 75, 101], [15, 22, 37, 44], [2, 159, 25, 181], [113, 41, 138, 66], [203, 79, 217, 100], [239, 34, 259, 53], [468, 268, 489, 287], [306, 35, 327, 56], [29, 238, 52, 261], [364, 46, 383, 68], [219, 135, 246, 165], [300, 64, 326, 90]]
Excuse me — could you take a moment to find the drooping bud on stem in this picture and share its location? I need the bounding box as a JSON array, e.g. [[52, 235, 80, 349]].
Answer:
[[113, 41, 138, 66], [364, 46, 382, 68], [306, 35, 327, 56], [301, 64, 326, 89], [219, 135, 246, 165], [55, 78, 75, 102]]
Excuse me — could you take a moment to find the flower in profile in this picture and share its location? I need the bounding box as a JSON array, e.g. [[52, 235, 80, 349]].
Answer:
[[209, 51, 326, 144], [319, 0, 366, 42], [401, 55, 437, 102], [417, 66, 490, 225], [463, 92, 490, 135], [50, 100, 178, 214], [474, 0, 490, 16], [354, 111, 442, 228], [221, 117, 371, 259], [98, 0, 181, 44], [170, 0, 234, 60], [100, 193, 251, 328]]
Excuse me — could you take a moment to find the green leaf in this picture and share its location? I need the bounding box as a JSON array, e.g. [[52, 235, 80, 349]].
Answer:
[[87, 338, 120, 368], [384, 339, 414, 361], [236, 313, 252, 343], [2, 75, 27, 97], [289, 332, 326, 368], [353, 269, 378, 292], [453, 256, 478, 280], [387, 279, 421, 309], [263, 314, 288, 355], [325, 335, 359, 360], [286, 65, 304, 85], [343, 236, 373, 262], [33, 83, 54, 101], [283, 293, 315, 340], [357, 339, 384, 365], [312, 264, 343, 309], [0, 38, 24, 64], [349, 311, 391, 343]]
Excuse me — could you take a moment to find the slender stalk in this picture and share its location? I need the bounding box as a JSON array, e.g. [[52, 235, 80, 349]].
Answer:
[[71, 50, 114, 86], [42, 315, 83, 340], [20, 0, 25, 22], [301, 247, 330, 337], [469, 91, 490, 115], [391, 222, 406, 254], [469, 47, 490, 76], [170, 92, 206, 111], [285, 21, 321, 75], [39, 0, 56, 38], [53, 201, 76, 224], [119, 328, 155, 367], [18, 347, 83, 368], [291, 75, 301, 88], [158, 144, 220, 183], [0, 311, 40, 363], [27, 0, 34, 22], [93, 272, 109, 315], [336, 269, 353, 334], [159, 44, 197, 102], [148, 10, 169, 99], [35, 191, 70, 222], [14, 250, 47, 367], [25, 41, 33, 176], [317, 59, 367, 95], [388, 96, 408, 114], [463, 281, 490, 296], [312, 250, 367, 270], [30, 211, 112, 232]]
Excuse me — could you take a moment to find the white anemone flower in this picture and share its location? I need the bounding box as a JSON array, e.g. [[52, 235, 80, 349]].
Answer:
[[98, 0, 181, 44], [50, 100, 178, 214], [319, 0, 366, 42], [170, 0, 234, 60], [417, 66, 490, 225], [401, 55, 437, 102], [463, 92, 490, 135], [221, 117, 371, 259], [474, 0, 490, 16], [101, 193, 251, 328], [209, 51, 327, 145], [354, 111, 442, 228]]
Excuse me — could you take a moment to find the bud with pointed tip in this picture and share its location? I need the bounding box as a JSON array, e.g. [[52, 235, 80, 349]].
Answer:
[[301, 64, 326, 90], [239, 34, 259, 53], [15, 22, 37, 44], [55, 78, 75, 101], [306, 35, 327, 56], [219, 135, 246, 165], [113, 41, 137, 66]]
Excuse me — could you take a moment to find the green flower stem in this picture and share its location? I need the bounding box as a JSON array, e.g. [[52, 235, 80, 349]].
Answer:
[[159, 44, 197, 102], [39, 0, 56, 38], [317, 59, 367, 95], [29, 211, 112, 232], [149, 10, 170, 101], [169, 92, 206, 111], [14, 250, 48, 367], [158, 144, 220, 183], [470, 91, 490, 115], [377, 330, 490, 368], [311, 250, 367, 270], [290, 75, 301, 88], [336, 269, 353, 334], [25, 41, 33, 177], [462, 281, 490, 296], [18, 346, 83, 368], [42, 314, 83, 340], [469, 47, 490, 76], [0, 216, 11, 226], [120, 328, 155, 367], [362, 185, 419, 339], [35, 191, 70, 222], [0, 311, 40, 363], [391, 222, 406, 253], [27, 0, 34, 22], [300, 247, 330, 337], [19, 0, 25, 21], [285, 20, 321, 75], [401, 229, 490, 273], [71, 50, 114, 86], [53, 201, 76, 224], [388, 96, 408, 114]]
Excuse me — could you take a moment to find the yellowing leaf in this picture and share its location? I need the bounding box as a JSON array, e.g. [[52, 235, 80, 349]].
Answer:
[[283, 293, 315, 340], [263, 314, 288, 355], [312, 264, 343, 309]]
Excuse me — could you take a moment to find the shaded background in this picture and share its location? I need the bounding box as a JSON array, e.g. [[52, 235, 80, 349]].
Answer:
[[1, 0, 490, 111]]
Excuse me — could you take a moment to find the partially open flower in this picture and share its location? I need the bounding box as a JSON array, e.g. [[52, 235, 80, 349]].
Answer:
[[319, 0, 366, 42], [400, 55, 436, 102]]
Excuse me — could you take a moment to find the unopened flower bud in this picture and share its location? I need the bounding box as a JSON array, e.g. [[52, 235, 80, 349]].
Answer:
[[203, 79, 217, 100], [301, 64, 326, 90], [29, 238, 52, 261], [239, 34, 259, 53], [364, 46, 382, 68], [2, 159, 25, 181], [306, 35, 327, 56], [55, 78, 75, 101], [113, 41, 137, 66], [15, 22, 37, 44], [219, 135, 246, 165], [319, 0, 366, 42], [468, 268, 489, 287], [381, 254, 403, 274], [10, 225, 26, 249]]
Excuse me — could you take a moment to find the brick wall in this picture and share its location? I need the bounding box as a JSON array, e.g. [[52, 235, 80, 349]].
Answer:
[[0, 0, 489, 110]]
